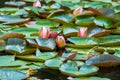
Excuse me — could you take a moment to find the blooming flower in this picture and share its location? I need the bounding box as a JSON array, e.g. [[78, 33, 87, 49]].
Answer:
[[39, 27, 50, 38], [33, 0, 41, 7], [67, 76, 74, 80], [78, 27, 87, 37], [73, 7, 83, 16], [56, 36, 66, 48], [49, 31, 58, 38]]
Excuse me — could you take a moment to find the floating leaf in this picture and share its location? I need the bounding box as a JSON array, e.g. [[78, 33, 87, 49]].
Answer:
[[73, 76, 110, 80], [0, 15, 30, 25], [27, 38, 56, 51], [94, 16, 114, 29], [5, 1, 26, 7], [75, 15, 94, 26], [48, 10, 74, 24], [79, 64, 99, 76], [59, 60, 79, 76], [36, 19, 60, 28], [86, 54, 120, 67], [67, 37, 98, 48], [45, 57, 63, 69], [36, 49, 58, 61], [0, 32, 25, 40], [0, 68, 27, 80], [62, 24, 78, 37]]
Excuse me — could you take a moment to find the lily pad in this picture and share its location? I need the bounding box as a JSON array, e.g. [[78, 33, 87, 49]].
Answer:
[[67, 37, 98, 48], [0, 32, 25, 40], [0, 68, 27, 80], [94, 16, 114, 29], [59, 60, 79, 76], [11, 27, 38, 38], [75, 15, 94, 26], [5, 1, 26, 7], [27, 38, 56, 51], [48, 10, 74, 24], [45, 57, 63, 69], [86, 54, 120, 67], [62, 24, 78, 37], [72, 76, 110, 80], [0, 15, 30, 25], [36, 19, 60, 28], [36, 49, 58, 61], [79, 64, 99, 76]]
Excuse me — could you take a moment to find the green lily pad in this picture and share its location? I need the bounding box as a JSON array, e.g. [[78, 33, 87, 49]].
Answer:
[[94, 16, 114, 29], [86, 54, 120, 67], [0, 68, 27, 80], [62, 24, 78, 37], [36, 19, 60, 28], [79, 64, 99, 76], [5, 1, 26, 7], [27, 38, 56, 51], [67, 37, 98, 48], [45, 57, 63, 69], [88, 26, 111, 37], [0, 15, 30, 25], [59, 60, 79, 76], [48, 10, 74, 24], [114, 5, 120, 13], [0, 60, 31, 67], [0, 55, 15, 62], [85, 2, 104, 8], [0, 7, 19, 15], [114, 51, 120, 57], [66, 47, 90, 54], [75, 15, 94, 26], [16, 55, 43, 62], [97, 35, 120, 46], [36, 49, 58, 61], [73, 76, 110, 80], [11, 27, 38, 38]]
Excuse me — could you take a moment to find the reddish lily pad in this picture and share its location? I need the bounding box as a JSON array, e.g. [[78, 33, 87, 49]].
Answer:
[[86, 54, 120, 67]]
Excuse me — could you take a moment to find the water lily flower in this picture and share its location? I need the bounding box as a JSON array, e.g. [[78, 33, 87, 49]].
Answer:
[[67, 76, 74, 80], [49, 31, 58, 38], [56, 36, 66, 48], [78, 27, 87, 37], [33, 0, 41, 7], [73, 7, 83, 16], [39, 27, 50, 38]]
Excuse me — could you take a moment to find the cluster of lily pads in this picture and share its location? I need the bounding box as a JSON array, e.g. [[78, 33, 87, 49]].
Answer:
[[0, 0, 120, 80]]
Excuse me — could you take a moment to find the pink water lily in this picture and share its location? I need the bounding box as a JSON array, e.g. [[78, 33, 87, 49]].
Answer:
[[73, 7, 83, 16], [49, 31, 58, 38], [78, 27, 87, 37], [56, 36, 66, 48], [39, 27, 50, 38], [33, 0, 41, 7]]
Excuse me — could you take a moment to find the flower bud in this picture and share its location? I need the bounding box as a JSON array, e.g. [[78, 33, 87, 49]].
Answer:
[[33, 0, 41, 7], [49, 31, 58, 38], [56, 36, 66, 48], [73, 7, 83, 16], [39, 27, 50, 38], [78, 27, 87, 37]]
